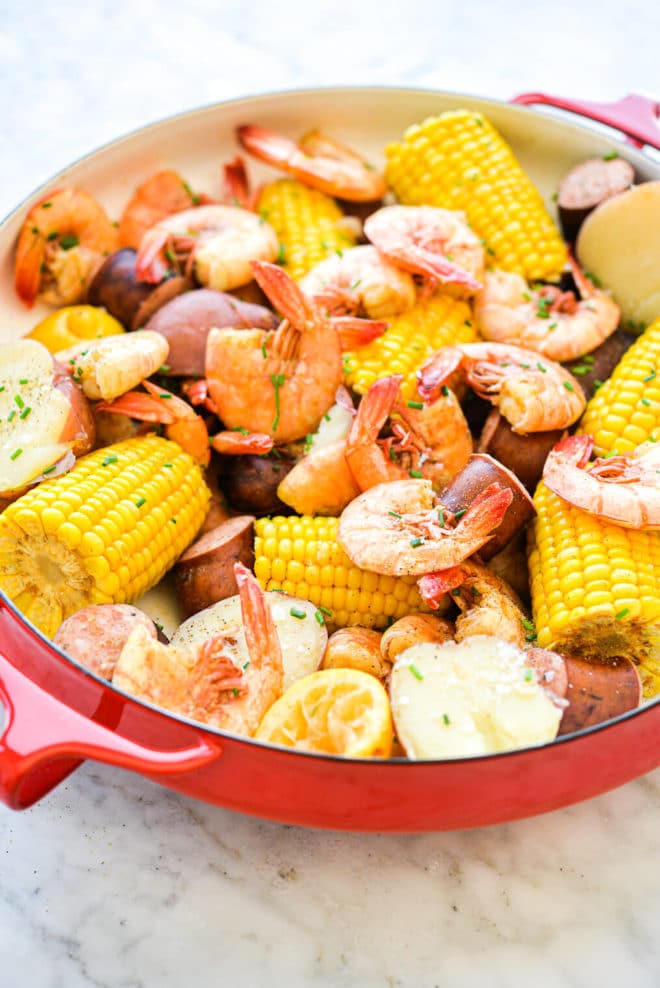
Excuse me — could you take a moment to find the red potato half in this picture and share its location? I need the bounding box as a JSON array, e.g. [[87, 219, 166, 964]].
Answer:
[[53, 603, 160, 680], [171, 591, 327, 692], [0, 339, 94, 497], [86, 248, 191, 331], [174, 516, 256, 618]]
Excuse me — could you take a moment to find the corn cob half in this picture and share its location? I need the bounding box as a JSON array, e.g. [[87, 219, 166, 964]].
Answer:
[[0, 436, 210, 638], [254, 515, 440, 630], [343, 290, 476, 401], [528, 481, 660, 697], [579, 317, 660, 455], [257, 178, 355, 281], [385, 110, 567, 283]]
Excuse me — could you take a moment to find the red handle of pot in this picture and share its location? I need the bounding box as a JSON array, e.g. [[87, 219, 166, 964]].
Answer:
[[0, 645, 222, 809], [511, 92, 660, 149]]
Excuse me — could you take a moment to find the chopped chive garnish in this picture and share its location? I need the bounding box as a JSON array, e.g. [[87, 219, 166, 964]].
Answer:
[[536, 362, 547, 373], [602, 150, 619, 160], [409, 469, 422, 478], [410, 536, 425, 547], [290, 607, 306, 619], [42, 464, 57, 475], [102, 455, 118, 466], [451, 588, 462, 596], [389, 447, 397, 462], [524, 668, 534, 681], [563, 381, 575, 391], [171, 518, 177, 524], [60, 234, 79, 250], [18, 378, 28, 385], [19, 406, 31, 419], [315, 609, 325, 626], [464, 319, 472, 327], [522, 292, 531, 302], [324, 413, 331, 421], [407, 400, 424, 410], [318, 605, 332, 617], [615, 608, 629, 620], [163, 462, 173, 468], [644, 369, 656, 382], [454, 508, 467, 520], [388, 510, 402, 518], [409, 664, 424, 681], [521, 616, 535, 632], [135, 496, 146, 508], [525, 632, 537, 642], [242, 660, 250, 670], [642, 398, 651, 407], [442, 713, 451, 725], [0, 386, 4, 393], [159, 393, 172, 399], [277, 243, 287, 264], [14, 394, 25, 409], [441, 385, 449, 397], [261, 342, 267, 358], [438, 508, 445, 526], [7, 410, 16, 422], [10, 448, 22, 460], [593, 379, 603, 390], [232, 688, 239, 698], [271, 372, 285, 431], [471, 586, 480, 597], [158, 364, 171, 373], [571, 366, 589, 375]]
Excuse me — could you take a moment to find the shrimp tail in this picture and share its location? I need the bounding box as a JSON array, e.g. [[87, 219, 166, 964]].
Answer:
[[97, 391, 178, 424], [211, 431, 274, 455], [135, 227, 171, 283], [348, 375, 402, 445], [333, 316, 388, 350], [461, 481, 514, 536], [251, 259, 310, 328], [234, 562, 283, 671], [396, 245, 482, 292], [237, 125, 298, 172], [551, 433, 594, 468], [418, 565, 467, 608], [223, 155, 253, 210], [566, 248, 594, 300], [417, 347, 464, 401], [14, 236, 45, 306]]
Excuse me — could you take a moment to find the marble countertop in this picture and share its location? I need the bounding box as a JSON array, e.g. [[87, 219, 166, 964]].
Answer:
[[1, 2, 659, 985]]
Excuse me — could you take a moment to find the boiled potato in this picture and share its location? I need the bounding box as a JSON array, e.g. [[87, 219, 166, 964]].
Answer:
[[389, 636, 561, 759], [576, 181, 660, 331], [171, 591, 326, 691]]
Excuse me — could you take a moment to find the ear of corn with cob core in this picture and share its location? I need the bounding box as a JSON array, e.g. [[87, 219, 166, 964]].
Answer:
[[254, 515, 441, 630], [384, 110, 567, 283], [257, 178, 355, 281], [578, 317, 660, 455], [343, 291, 477, 401], [0, 435, 210, 638]]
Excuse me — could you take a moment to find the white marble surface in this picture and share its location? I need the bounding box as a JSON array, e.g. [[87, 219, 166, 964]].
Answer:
[[1, 2, 660, 985]]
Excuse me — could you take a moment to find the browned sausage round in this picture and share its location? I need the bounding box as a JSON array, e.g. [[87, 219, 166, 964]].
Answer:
[[559, 654, 642, 736], [558, 156, 635, 242], [174, 516, 256, 617], [221, 453, 296, 516], [478, 410, 563, 492], [53, 604, 159, 680]]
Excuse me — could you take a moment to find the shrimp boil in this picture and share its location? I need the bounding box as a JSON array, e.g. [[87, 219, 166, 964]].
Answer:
[[418, 341, 586, 434], [14, 188, 119, 307], [542, 433, 660, 529], [113, 563, 283, 737], [135, 204, 279, 290], [474, 257, 620, 361], [119, 170, 207, 250], [237, 125, 387, 201], [364, 205, 485, 294]]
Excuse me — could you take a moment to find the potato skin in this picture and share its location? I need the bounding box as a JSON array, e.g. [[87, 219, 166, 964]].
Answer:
[[222, 454, 296, 516], [174, 516, 255, 617], [86, 248, 190, 330]]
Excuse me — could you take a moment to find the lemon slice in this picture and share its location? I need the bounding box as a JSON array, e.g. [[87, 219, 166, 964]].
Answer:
[[256, 668, 393, 758]]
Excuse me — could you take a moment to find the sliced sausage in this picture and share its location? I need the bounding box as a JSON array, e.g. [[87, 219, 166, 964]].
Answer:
[[558, 156, 634, 242], [174, 515, 256, 617]]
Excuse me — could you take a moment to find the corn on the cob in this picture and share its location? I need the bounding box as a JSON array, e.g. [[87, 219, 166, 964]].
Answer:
[[257, 178, 355, 281], [343, 290, 476, 400], [578, 317, 660, 455], [254, 515, 440, 630], [0, 436, 210, 638], [385, 110, 567, 283], [528, 481, 660, 697]]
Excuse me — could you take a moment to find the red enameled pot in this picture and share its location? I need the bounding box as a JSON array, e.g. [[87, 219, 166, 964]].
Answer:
[[1, 88, 659, 831]]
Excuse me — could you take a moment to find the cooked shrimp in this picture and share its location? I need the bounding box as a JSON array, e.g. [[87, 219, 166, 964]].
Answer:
[[364, 205, 485, 295], [474, 257, 620, 361], [55, 330, 169, 403], [345, 374, 473, 492], [14, 188, 119, 307], [418, 341, 586, 434], [112, 563, 284, 737], [119, 170, 211, 250], [237, 125, 387, 202], [417, 560, 529, 647], [205, 260, 343, 443], [97, 381, 210, 467], [543, 434, 660, 529], [299, 245, 416, 320], [135, 205, 279, 290], [380, 613, 455, 663], [338, 478, 513, 577]]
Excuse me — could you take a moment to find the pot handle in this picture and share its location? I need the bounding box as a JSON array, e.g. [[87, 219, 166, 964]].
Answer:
[[0, 645, 222, 810], [510, 92, 660, 150]]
